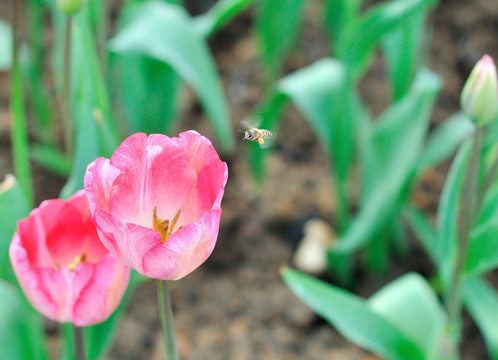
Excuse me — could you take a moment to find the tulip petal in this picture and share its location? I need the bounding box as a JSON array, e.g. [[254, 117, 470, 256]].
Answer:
[[84, 157, 121, 214], [142, 208, 221, 280], [73, 254, 130, 326], [10, 234, 58, 319], [10, 191, 130, 326], [92, 210, 161, 274], [107, 133, 197, 227]]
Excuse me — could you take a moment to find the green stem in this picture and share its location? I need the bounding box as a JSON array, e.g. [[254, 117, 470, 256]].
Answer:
[[446, 126, 484, 332], [62, 16, 74, 156], [334, 172, 350, 233], [11, 0, 34, 206], [73, 325, 86, 360], [156, 280, 180, 360]]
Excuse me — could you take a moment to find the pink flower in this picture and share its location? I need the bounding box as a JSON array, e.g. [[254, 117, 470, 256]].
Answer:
[[84, 131, 228, 280], [9, 190, 130, 326]]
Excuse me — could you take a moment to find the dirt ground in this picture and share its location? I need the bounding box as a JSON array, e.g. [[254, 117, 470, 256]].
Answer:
[[1, 0, 498, 359]]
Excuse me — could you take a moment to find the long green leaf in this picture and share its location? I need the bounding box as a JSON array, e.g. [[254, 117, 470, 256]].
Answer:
[[381, 9, 425, 101], [10, 12, 34, 206], [282, 268, 426, 360], [0, 280, 48, 360], [368, 273, 445, 357], [110, 1, 235, 151], [418, 112, 474, 171], [247, 58, 352, 182], [0, 175, 30, 283], [336, 0, 438, 79], [194, 0, 256, 38], [435, 141, 471, 285], [26, 0, 57, 143], [113, 54, 181, 135], [463, 277, 498, 359], [323, 0, 362, 50], [477, 179, 498, 226], [60, 8, 121, 199], [278, 59, 351, 180], [331, 69, 440, 254], [464, 220, 498, 276], [255, 0, 308, 80], [31, 144, 71, 177]]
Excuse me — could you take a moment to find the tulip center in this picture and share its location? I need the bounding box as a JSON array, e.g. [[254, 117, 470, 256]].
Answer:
[[153, 207, 182, 243], [67, 254, 86, 271]]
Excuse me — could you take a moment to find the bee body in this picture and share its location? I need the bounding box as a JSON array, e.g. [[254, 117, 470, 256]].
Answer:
[[243, 128, 273, 144]]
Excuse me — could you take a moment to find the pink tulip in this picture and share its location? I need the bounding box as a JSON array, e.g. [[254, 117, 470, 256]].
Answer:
[[9, 190, 130, 326], [84, 131, 228, 280]]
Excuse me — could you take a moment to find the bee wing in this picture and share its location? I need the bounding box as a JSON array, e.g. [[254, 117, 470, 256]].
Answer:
[[259, 129, 277, 149], [240, 116, 263, 130]]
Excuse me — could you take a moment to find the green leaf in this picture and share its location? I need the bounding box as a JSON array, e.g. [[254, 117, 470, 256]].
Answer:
[[464, 220, 498, 276], [463, 277, 498, 360], [248, 58, 352, 181], [435, 141, 471, 284], [113, 54, 181, 135], [331, 69, 441, 254], [418, 112, 474, 171], [477, 178, 498, 226], [60, 9, 121, 199], [0, 279, 48, 360], [278, 59, 351, 180], [110, 1, 235, 151], [368, 273, 445, 357], [323, 0, 362, 49], [282, 268, 426, 360], [0, 175, 30, 283], [194, 0, 256, 38], [0, 19, 12, 70], [337, 0, 438, 79], [255, 0, 308, 80], [381, 9, 425, 101], [31, 144, 71, 177]]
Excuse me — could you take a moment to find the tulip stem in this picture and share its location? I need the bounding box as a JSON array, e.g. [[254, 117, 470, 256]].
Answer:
[[446, 126, 483, 337], [156, 280, 180, 360], [73, 325, 86, 360]]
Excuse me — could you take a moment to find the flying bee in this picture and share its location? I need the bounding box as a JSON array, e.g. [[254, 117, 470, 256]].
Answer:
[[240, 117, 273, 145]]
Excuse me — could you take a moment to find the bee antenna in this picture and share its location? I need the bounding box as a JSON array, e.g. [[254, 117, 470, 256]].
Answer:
[[237, 129, 245, 133]]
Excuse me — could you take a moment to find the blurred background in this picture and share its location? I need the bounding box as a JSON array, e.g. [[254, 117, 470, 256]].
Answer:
[[1, 0, 497, 359]]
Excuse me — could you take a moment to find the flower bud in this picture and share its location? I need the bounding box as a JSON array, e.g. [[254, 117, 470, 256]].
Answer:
[[56, 0, 85, 15], [460, 54, 498, 126]]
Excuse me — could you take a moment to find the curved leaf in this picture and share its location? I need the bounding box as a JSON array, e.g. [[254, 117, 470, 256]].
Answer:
[[60, 9, 121, 199], [0, 280, 47, 360], [464, 220, 498, 276], [194, 0, 256, 38], [368, 273, 445, 356], [331, 69, 440, 254], [435, 141, 471, 284], [110, 1, 234, 151], [418, 112, 474, 171], [337, 0, 438, 78], [255, 0, 308, 80], [282, 268, 426, 360], [463, 278, 498, 360]]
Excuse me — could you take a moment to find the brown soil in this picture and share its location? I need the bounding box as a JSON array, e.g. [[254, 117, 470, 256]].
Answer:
[[1, 0, 497, 359]]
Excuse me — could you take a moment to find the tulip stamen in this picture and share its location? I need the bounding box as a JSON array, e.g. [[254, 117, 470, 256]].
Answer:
[[68, 253, 86, 271], [153, 207, 183, 243]]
